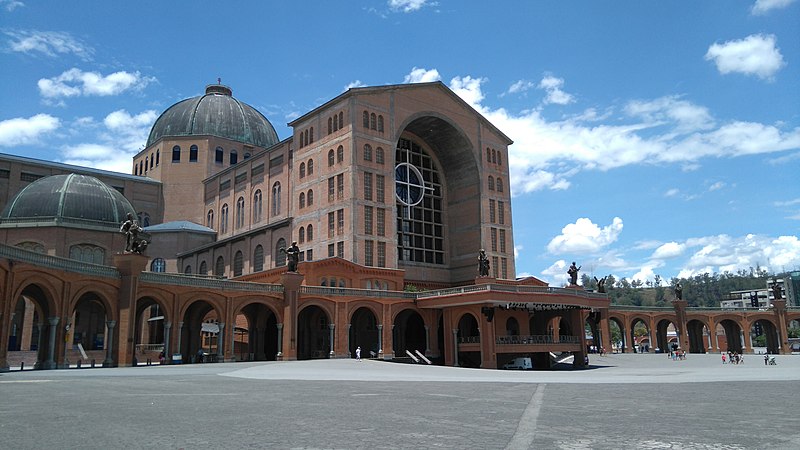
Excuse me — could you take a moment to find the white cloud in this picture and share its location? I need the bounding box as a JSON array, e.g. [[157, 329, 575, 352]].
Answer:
[[751, 0, 797, 15], [0, 114, 60, 146], [5, 30, 92, 59], [631, 266, 658, 283], [505, 80, 535, 96], [449, 75, 486, 107], [1, 0, 25, 12], [538, 75, 574, 105], [38, 68, 155, 100], [705, 34, 785, 80], [344, 80, 366, 91], [665, 188, 680, 197], [676, 234, 800, 277], [403, 67, 441, 84], [547, 217, 624, 254], [625, 96, 715, 132], [388, 0, 430, 13], [541, 259, 571, 286], [651, 242, 685, 260], [708, 181, 725, 192]]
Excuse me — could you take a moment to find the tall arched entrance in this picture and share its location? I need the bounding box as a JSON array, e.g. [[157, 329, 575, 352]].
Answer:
[[297, 305, 330, 360], [236, 303, 278, 361], [631, 318, 650, 352], [686, 319, 710, 354], [609, 318, 623, 352], [72, 293, 110, 365], [178, 300, 219, 363], [656, 319, 679, 352], [350, 307, 379, 359], [393, 309, 426, 357], [134, 296, 165, 365], [7, 284, 53, 369], [456, 313, 480, 368], [718, 319, 743, 353], [750, 319, 779, 354]]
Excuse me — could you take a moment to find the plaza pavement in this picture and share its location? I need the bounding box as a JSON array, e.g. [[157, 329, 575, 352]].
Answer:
[[0, 353, 798, 449]]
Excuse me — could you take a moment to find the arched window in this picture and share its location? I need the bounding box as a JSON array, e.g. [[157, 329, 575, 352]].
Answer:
[[309, 127, 314, 144], [339, 112, 344, 129], [486, 147, 491, 163], [189, 145, 198, 162], [253, 189, 263, 223], [333, 114, 339, 131], [307, 159, 314, 175], [275, 238, 287, 267], [337, 145, 344, 163], [300, 162, 306, 178], [492, 149, 497, 164], [496, 178, 504, 193], [506, 317, 520, 336], [321, 278, 327, 287], [150, 258, 166, 273], [230, 150, 238, 165], [144, 156, 148, 172], [299, 192, 306, 209], [221, 204, 229, 234], [370, 113, 376, 130], [184, 265, 192, 274], [272, 182, 281, 216], [15, 241, 45, 253], [307, 189, 314, 206], [233, 251, 243, 277], [497, 151, 502, 166], [134, 164, 138, 176], [199, 261, 207, 275], [215, 256, 225, 277], [172, 145, 181, 162], [304, 130, 309, 147], [155, 149, 160, 166], [328, 149, 335, 167], [363, 111, 369, 128], [364, 144, 373, 161], [307, 224, 314, 241], [207, 209, 215, 228], [137, 212, 151, 227], [236, 196, 245, 229], [253, 245, 264, 272], [328, 117, 333, 134], [215, 147, 224, 163], [377, 115, 384, 132], [244, 152, 251, 160], [376, 147, 385, 165], [150, 153, 154, 169], [488, 176, 495, 191], [69, 244, 105, 265], [299, 226, 305, 243], [139, 160, 144, 175]]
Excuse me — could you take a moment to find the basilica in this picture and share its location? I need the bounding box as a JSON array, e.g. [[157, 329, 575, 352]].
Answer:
[[0, 81, 609, 371]]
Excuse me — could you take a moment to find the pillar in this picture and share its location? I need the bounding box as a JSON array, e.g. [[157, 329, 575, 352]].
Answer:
[[43, 317, 59, 369], [34, 322, 44, 369], [112, 253, 148, 367], [479, 307, 497, 369], [345, 323, 351, 358], [452, 328, 459, 367], [60, 318, 72, 369], [276, 323, 284, 360], [280, 272, 304, 360], [163, 322, 172, 362], [424, 325, 431, 355], [103, 320, 116, 367], [217, 322, 225, 361], [175, 321, 184, 360], [328, 323, 335, 357], [376, 324, 383, 359]]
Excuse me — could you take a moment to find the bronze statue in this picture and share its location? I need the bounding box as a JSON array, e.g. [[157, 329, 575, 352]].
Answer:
[[120, 213, 149, 254], [594, 276, 606, 293], [772, 279, 782, 300], [567, 261, 580, 285], [281, 241, 300, 272], [674, 282, 683, 300], [478, 249, 490, 277]]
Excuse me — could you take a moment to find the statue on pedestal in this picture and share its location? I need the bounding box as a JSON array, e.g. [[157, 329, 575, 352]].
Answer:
[[567, 261, 581, 285], [120, 213, 149, 254], [594, 276, 607, 294], [281, 241, 300, 272], [772, 279, 782, 300], [478, 249, 490, 277], [674, 282, 683, 300]]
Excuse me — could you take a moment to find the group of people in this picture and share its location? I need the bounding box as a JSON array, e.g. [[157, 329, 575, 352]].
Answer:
[[721, 351, 743, 364], [669, 348, 686, 360]]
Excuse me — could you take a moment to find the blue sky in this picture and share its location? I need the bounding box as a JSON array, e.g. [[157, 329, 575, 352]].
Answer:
[[1, 0, 798, 286]]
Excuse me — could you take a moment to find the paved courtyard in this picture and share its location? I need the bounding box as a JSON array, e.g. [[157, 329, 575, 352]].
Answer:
[[1, 353, 798, 449]]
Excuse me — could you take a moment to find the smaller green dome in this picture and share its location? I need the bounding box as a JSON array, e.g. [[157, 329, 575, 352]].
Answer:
[[0, 174, 136, 228]]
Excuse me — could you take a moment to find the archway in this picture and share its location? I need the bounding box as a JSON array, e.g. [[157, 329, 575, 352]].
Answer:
[[350, 307, 379, 359], [7, 285, 52, 369], [178, 300, 219, 363], [656, 319, 679, 352], [237, 303, 278, 361], [585, 312, 602, 352], [393, 309, 426, 357], [750, 319, 779, 354], [686, 319, 710, 354], [133, 296, 164, 365], [456, 313, 480, 368], [631, 318, 650, 352], [506, 317, 520, 336], [717, 319, 743, 353], [297, 305, 330, 360], [609, 318, 623, 352], [71, 293, 110, 365]]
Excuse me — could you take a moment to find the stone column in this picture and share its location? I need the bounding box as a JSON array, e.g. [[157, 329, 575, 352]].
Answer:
[[772, 300, 789, 355], [452, 328, 459, 367], [281, 272, 305, 361], [175, 321, 184, 360], [424, 325, 431, 355], [103, 320, 116, 367], [479, 307, 497, 369], [328, 323, 335, 357], [376, 324, 383, 358], [345, 323, 351, 357], [60, 318, 72, 369], [276, 323, 284, 360], [217, 322, 225, 361], [672, 299, 689, 350], [708, 318, 719, 353], [44, 317, 59, 369], [163, 322, 172, 362], [112, 253, 148, 367], [34, 322, 44, 369]]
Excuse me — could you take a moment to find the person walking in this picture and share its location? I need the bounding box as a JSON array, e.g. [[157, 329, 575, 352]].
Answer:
[[355, 346, 361, 361]]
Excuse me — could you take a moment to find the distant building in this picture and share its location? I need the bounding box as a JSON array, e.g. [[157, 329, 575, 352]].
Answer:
[[721, 289, 769, 309]]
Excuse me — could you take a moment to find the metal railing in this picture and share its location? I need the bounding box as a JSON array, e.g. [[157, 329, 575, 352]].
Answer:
[[0, 243, 120, 279], [496, 335, 581, 345], [416, 283, 608, 301], [457, 335, 481, 344], [301, 285, 417, 299], [140, 272, 283, 293]]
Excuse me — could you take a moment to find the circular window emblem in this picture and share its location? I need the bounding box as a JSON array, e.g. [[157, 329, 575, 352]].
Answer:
[[395, 162, 425, 206]]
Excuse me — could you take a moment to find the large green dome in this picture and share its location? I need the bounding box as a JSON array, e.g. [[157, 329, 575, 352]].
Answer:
[[146, 84, 279, 148], [0, 174, 136, 228]]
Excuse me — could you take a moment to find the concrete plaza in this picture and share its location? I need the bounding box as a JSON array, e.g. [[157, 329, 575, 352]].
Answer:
[[1, 353, 798, 449]]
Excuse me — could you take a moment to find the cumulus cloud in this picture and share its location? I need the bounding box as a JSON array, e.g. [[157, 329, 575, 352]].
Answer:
[[504, 80, 535, 97], [403, 67, 441, 84], [0, 114, 60, 146], [546, 217, 624, 254], [538, 75, 574, 105], [388, 0, 430, 12], [60, 109, 158, 173], [5, 30, 92, 60], [676, 234, 800, 277], [625, 95, 715, 132], [705, 34, 785, 80], [38, 68, 155, 100], [751, 0, 796, 15], [344, 80, 366, 90], [541, 260, 572, 286], [1, 0, 25, 12], [651, 242, 686, 260]]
